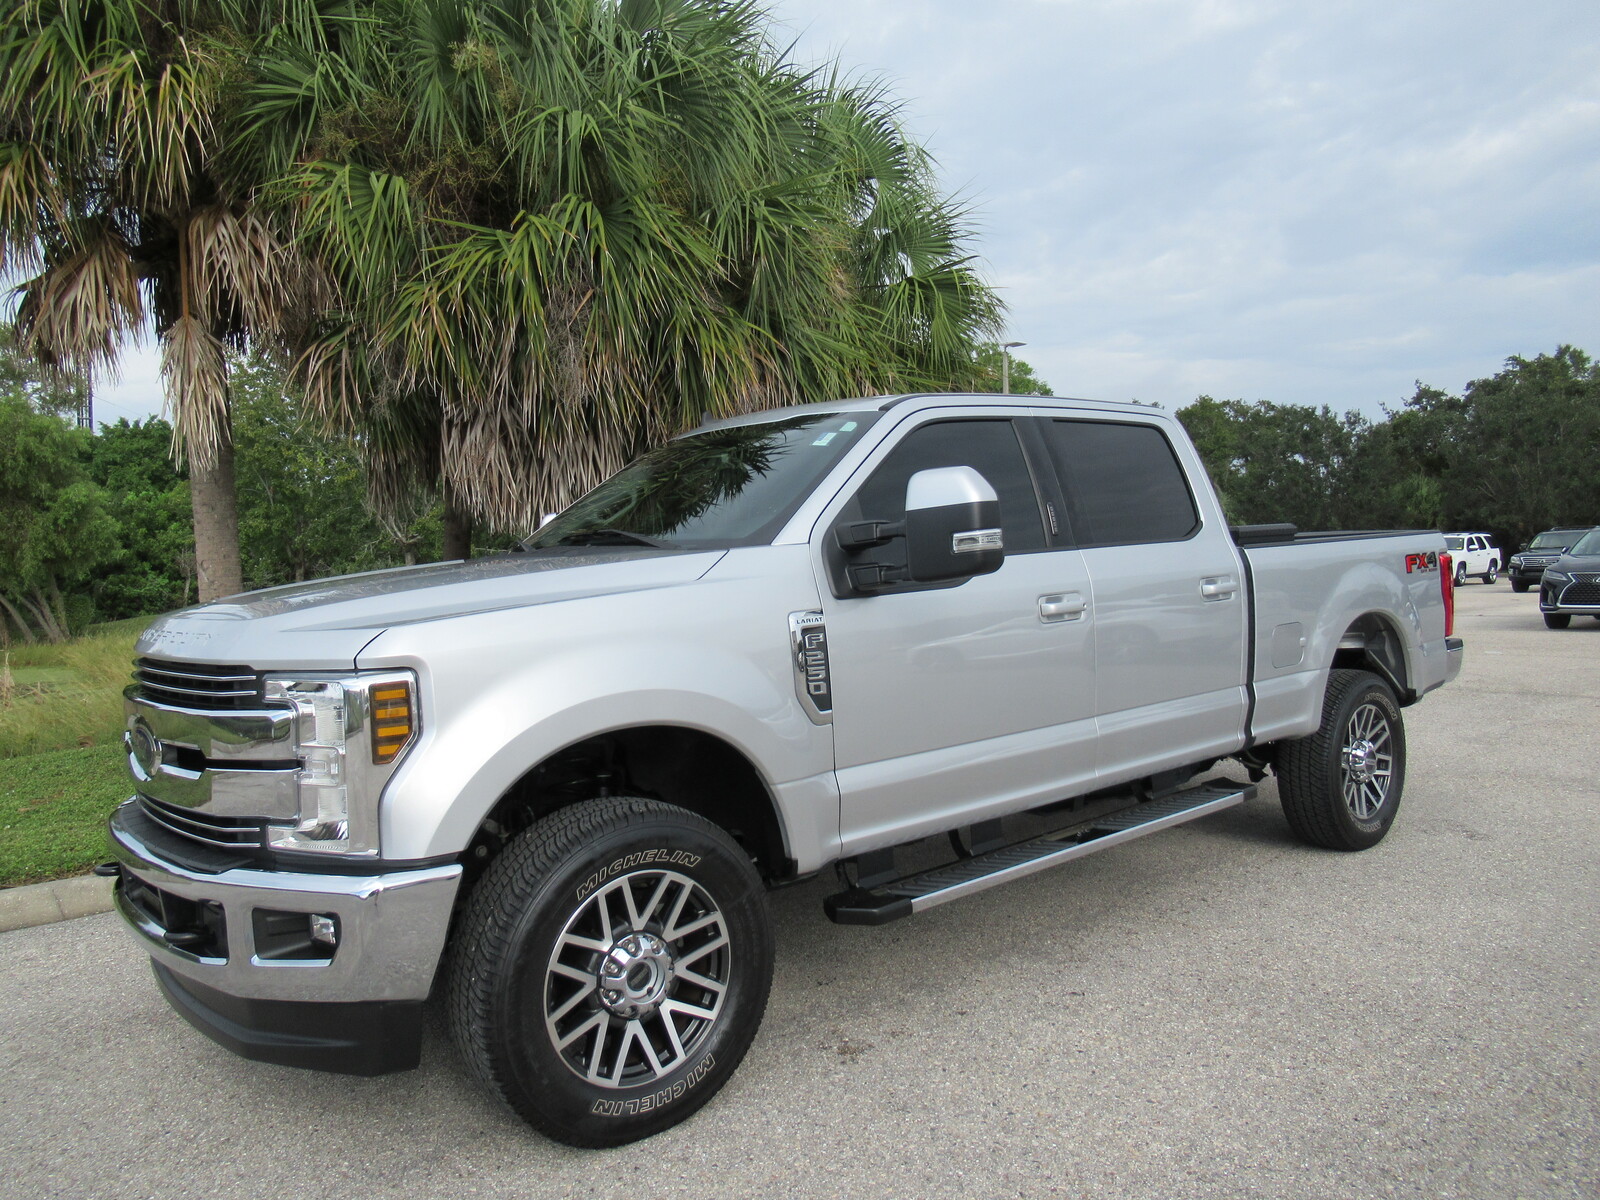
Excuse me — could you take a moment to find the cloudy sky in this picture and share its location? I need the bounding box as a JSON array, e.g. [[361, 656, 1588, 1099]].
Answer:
[[94, 0, 1600, 425]]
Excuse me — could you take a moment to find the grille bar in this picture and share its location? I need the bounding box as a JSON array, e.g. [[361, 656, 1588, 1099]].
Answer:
[[134, 659, 263, 710], [138, 795, 271, 849]]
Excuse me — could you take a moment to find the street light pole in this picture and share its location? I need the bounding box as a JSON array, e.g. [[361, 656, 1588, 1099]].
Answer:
[[1000, 341, 1025, 395]]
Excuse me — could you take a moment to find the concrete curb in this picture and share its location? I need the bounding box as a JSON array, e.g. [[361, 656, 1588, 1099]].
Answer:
[[0, 874, 115, 934]]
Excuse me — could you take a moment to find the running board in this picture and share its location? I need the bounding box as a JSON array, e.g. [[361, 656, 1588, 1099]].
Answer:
[[823, 781, 1255, 925]]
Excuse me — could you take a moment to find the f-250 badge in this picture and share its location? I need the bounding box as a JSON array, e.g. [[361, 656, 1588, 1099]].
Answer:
[[788, 611, 833, 723]]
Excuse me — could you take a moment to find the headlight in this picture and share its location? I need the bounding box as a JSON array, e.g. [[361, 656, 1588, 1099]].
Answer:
[[1543, 571, 1570, 583], [263, 672, 419, 856]]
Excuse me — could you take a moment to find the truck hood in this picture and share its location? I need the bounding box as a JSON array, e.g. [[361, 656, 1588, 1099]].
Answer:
[[135, 549, 727, 670]]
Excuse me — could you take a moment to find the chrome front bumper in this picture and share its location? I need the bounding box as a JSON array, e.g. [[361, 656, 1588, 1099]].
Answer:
[[108, 800, 461, 1006]]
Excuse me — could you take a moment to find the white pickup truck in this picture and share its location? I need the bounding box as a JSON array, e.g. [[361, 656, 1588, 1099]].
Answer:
[[104, 393, 1463, 1146]]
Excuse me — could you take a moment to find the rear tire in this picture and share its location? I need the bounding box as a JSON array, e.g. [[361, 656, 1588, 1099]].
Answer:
[[1544, 612, 1571, 629], [1276, 670, 1406, 851], [1483, 563, 1498, 583], [1454, 562, 1467, 586], [447, 797, 774, 1147]]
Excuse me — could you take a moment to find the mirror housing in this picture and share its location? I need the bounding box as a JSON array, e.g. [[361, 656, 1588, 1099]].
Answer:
[[903, 466, 1005, 582]]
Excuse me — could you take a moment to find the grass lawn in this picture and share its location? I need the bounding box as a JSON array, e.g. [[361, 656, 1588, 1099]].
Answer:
[[0, 743, 127, 887], [2, 623, 147, 887]]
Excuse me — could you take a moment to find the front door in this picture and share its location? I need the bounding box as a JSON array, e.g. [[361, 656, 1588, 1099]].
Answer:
[[818, 414, 1099, 856]]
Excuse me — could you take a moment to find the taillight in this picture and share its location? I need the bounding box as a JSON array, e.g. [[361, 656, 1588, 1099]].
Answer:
[[1439, 552, 1455, 637]]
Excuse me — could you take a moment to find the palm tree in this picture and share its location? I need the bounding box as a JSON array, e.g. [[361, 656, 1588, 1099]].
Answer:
[[0, 0, 330, 600], [283, 0, 1002, 554]]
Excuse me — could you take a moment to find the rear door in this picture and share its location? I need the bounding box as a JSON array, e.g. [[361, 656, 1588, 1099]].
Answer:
[[1036, 416, 1249, 784]]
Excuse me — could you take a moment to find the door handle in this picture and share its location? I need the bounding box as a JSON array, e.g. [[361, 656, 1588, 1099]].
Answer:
[[1039, 593, 1086, 622], [1200, 576, 1237, 601]]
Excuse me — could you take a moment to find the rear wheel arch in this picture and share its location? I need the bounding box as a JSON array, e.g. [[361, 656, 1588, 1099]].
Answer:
[[1331, 613, 1414, 705]]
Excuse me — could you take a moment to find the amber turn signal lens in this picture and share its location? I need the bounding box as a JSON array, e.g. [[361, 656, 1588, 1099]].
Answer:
[[370, 682, 414, 764]]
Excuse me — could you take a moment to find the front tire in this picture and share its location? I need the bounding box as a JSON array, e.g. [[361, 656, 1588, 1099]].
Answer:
[[1276, 669, 1407, 851], [447, 797, 774, 1147], [1511, 579, 1529, 593], [1544, 612, 1571, 629]]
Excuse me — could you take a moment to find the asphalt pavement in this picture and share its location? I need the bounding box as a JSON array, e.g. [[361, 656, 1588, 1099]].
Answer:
[[2, 583, 1595, 1200]]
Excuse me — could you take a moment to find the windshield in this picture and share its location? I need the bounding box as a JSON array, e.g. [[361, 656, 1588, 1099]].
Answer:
[[526, 412, 881, 551], [1444, 536, 1465, 551], [1570, 529, 1600, 556], [1530, 531, 1576, 550]]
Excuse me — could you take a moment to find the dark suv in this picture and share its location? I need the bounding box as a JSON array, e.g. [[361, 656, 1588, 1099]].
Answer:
[[1507, 527, 1593, 592], [1539, 527, 1600, 628]]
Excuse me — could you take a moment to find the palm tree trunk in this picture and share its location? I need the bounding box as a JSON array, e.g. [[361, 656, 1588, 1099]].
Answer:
[[442, 494, 473, 561], [193, 410, 244, 601], [46, 574, 70, 637], [0, 594, 38, 644], [22, 590, 64, 643]]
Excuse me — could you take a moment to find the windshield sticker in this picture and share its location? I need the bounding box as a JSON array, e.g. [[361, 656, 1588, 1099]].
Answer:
[[840, 421, 858, 432], [812, 432, 839, 446]]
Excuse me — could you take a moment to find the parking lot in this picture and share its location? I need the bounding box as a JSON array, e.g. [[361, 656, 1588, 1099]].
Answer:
[[2, 582, 1595, 1200]]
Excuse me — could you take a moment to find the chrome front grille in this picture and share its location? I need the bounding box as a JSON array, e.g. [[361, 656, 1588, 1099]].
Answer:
[[138, 794, 275, 849], [133, 659, 262, 711]]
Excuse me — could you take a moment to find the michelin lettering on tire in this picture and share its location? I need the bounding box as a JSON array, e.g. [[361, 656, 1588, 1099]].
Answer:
[[576, 849, 703, 902], [590, 1054, 716, 1116]]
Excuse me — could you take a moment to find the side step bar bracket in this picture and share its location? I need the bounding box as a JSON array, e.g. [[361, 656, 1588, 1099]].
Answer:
[[823, 780, 1255, 926]]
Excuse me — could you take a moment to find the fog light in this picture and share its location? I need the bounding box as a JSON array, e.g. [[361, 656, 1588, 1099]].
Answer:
[[310, 914, 339, 946]]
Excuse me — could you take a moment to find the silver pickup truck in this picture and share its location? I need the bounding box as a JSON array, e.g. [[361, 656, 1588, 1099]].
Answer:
[[105, 393, 1463, 1146]]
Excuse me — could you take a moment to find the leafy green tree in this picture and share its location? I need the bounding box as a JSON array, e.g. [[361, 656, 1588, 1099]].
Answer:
[[970, 345, 1051, 396], [282, 0, 1004, 556], [0, 394, 118, 641], [1178, 397, 1364, 530], [0, 325, 88, 420], [229, 353, 445, 586], [1432, 347, 1600, 550], [88, 417, 194, 616], [0, 0, 331, 600]]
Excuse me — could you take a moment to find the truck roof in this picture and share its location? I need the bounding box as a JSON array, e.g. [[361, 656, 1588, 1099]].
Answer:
[[693, 392, 1167, 433]]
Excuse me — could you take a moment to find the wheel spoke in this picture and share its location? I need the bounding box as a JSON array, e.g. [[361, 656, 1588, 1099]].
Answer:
[[550, 959, 595, 985], [666, 910, 721, 942], [549, 979, 596, 1023], [676, 967, 726, 995], [661, 996, 719, 1023], [557, 1009, 606, 1053], [558, 931, 609, 955], [631, 874, 674, 930], [609, 1020, 646, 1086], [675, 932, 728, 969], [656, 1007, 688, 1062], [595, 887, 617, 941]]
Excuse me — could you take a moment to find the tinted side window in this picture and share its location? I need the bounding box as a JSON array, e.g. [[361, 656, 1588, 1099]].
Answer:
[[854, 419, 1047, 554], [1045, 420, 1199, 547]]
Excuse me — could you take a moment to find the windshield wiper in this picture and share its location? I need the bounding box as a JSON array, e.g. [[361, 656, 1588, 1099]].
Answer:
[[551, 528, 677, 550]]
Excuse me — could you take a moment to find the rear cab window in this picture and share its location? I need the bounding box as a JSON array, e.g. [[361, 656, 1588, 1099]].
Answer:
[[1042, 420, 1199, 547]]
